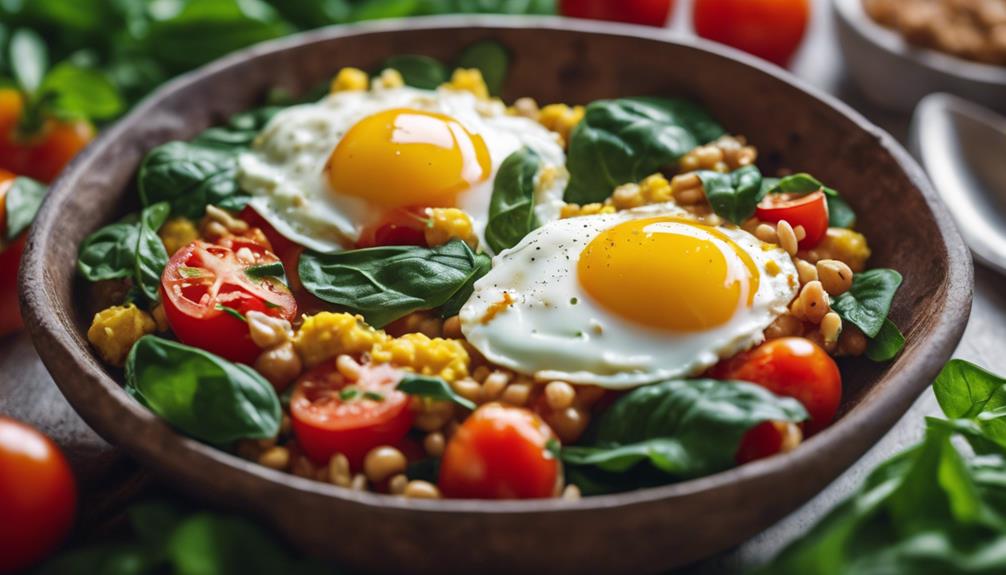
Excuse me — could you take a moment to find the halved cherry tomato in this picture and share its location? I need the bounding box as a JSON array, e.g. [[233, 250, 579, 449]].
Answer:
[[560, 0, 675, 27], [0, 170, 24, 337], [0, 88, 94, 183], [356, 207, 429, 248], [439, 403, 559, 500], [160, 239, 297, 364], [693, 0, 810, 66], [756, 190, 829, 249], [290, 362, 414, 467], [735, 420, 798, 464], [0, 417, 77, 573], [712, 337, 841, 435], [237, 205, 297, 260]]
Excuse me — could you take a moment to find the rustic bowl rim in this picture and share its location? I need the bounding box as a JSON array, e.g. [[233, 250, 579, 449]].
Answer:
[[21, 15, 973, 515]]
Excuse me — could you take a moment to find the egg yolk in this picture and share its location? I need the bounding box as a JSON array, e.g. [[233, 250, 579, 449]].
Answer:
[[577, 217, 760, 332], [326, 108, 491, 208]]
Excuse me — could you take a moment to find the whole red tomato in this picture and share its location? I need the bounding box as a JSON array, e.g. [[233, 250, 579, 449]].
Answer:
[[0, 417, 77, 573], [0, 89, 94, 184], [0, 170, 25, 337], [560, 0, 675, 27], [693, 0, 810, 66]]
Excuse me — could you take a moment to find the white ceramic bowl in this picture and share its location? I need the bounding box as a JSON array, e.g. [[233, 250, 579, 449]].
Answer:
[[833, 0, 1006, 113]]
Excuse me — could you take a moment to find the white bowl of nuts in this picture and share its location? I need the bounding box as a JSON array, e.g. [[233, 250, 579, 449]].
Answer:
[[834, 0, 1006, 113]]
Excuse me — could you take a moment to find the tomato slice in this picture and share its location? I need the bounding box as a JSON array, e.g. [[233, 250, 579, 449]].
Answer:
[[756, 190, 829, 250], [160, 239, 297, 364], [356, 207, 430, 248], [712, 337, 841, 435], [290, 362, 414, 467], [439, 403, 559, 500]]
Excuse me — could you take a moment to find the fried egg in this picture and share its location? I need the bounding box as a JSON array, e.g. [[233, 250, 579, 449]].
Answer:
[[237, 87, 567, 253], [459, 204, 799, 388]]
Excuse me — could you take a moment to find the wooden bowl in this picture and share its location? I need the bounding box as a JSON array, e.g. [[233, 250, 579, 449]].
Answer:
[[20, 17, 973, 574]]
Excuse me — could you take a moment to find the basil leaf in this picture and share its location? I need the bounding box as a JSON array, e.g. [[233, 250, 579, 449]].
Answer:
[[397, 373, 476, 410], [485, 147, 541, 254], [763, 172, 857, 228], [935, 360, 1006, 452], [38, 63, 123, 120], [698, 165, 764, 225], [77, 214, 141, 281], [10, 28, 47, 95], [562, 379, 807, 482], [139, 142, 241, 219], [456, 40, 509, 96], [379, 55, 448, 89], [564, 97, 725, 204], [865, 318, 905, 362], [4, 176, 47, 240], [134, 202, 170, 303], [125, 335, 280, 444], [439, 250, 491, 318], [298, 239, 489, 327], [832, 268, 903, 338]]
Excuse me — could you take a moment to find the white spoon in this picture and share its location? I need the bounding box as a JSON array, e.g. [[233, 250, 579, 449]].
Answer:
[[911, 93, 1006, 275]]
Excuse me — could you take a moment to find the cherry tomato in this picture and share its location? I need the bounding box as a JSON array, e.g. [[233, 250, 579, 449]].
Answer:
[[560, 0, 675, 27], [0, 170, 24, 337], [756, 190, 829, 250], [160, 240, 297, 364], [237, 205, 298, 261], [290, 362, 414, 467], [735, 420, 798, 464], [439, 403, 559, 500], [356, 207, 429, 248], [0, 417, 77, 573], [693, 0, 810, 66], [712, 337, 841, 435], [0, 88, 94, 183]]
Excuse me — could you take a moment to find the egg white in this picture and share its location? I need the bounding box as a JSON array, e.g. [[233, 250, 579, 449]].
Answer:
[[459, 203, 800, 389], [236, 86, 568, 253]]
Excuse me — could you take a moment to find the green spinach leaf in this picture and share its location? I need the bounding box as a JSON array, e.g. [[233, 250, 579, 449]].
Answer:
[[564, 97, 724, 204], [139, 142, 241, 219], [832, 268, 902, 338], [935, 359, 1006, 452], [456, 39, 509, 96], [865, 317, 905, 362], [379, 54, 448, 89], [298, 239, 491, 327], [562, 379, 807, 482], [77, 214, 141, 281], [125, 335, 281, 444], [397, 373, 476, 410], [194, 106, 281, 148], [762, 172, 857, 228], [698, 165, 764, 225], [4, 176, 47, 241], [39, 62, 123, 120], [485, 147, 541, 254], [438, 248, 491, 318], [134, 202, 170, 303]]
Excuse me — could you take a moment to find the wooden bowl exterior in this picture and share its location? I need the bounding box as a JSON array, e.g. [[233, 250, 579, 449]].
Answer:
[[20, 17, 972, 575]]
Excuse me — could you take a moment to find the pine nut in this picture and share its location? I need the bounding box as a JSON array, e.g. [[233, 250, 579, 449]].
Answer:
[[798, 281, 831, 324], [545, 381, 576, 410], [821, 312, 843, 349], [423, 432, 446, 457], [482, 371, 511, 400], [363, 446, 407, 483], [765, 314, 803, 340], [254, 342, 302, 390], [500, 382, 531, 406], [795, 259, 818, 285], [246, 311, 292, 349], [695, 145, 724, 166], [389, 474, 409, 495], [816, 259, 854, 296], [671, 172, 701, 193], [512, 97, 539, 119], [755, 223, 778, 244], [335, 354, 362, 380], [676, 187, 705, 205], [451, 378, 482, 403], [328, 453, 351, 487], [258, 446, 290, 470], [794, 225, 807, 241], [562, 484, 582, 500], [777, 220, 799, 255], [403, 480, 441, 499], [350, 473, 367, 491]]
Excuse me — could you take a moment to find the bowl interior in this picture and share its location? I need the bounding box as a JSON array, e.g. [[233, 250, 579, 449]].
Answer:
[[22, 18, 973, 574]]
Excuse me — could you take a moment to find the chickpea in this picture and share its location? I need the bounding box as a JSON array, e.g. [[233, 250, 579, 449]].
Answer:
[[257, 446, 290, 470], [403, 480, 441, 499], [254, 342, 302, 390], [544, 381, 576, 411], [816, 259, 854, 296], [363, 446, 408, 483]]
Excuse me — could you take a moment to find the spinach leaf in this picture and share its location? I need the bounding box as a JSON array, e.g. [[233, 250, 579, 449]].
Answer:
[[139, 142, 241, 219], [379, 55, 448, 89], [935, 360, 1006, 452], [564, 97, 724, 204], [865, 318, 905, 362], [759, 422, 1006, 575], [485, 147, 541, 254], [194, 107, 281, 148], [134, 202, 170, 303], [4, 176, 47, 241], [125, 335, 281, 444], [298, 239, 491, 327], [77, 214, 141, 281], [698, 165, 764, 225], [762, 172, 857, 228], [456, 39, 509, 96], [397, 373, 476, 410], [832, 268, 903, 338], [562, 379, 807, 482], [39, 63, 123, 120], [439, 248, 491, 318]]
